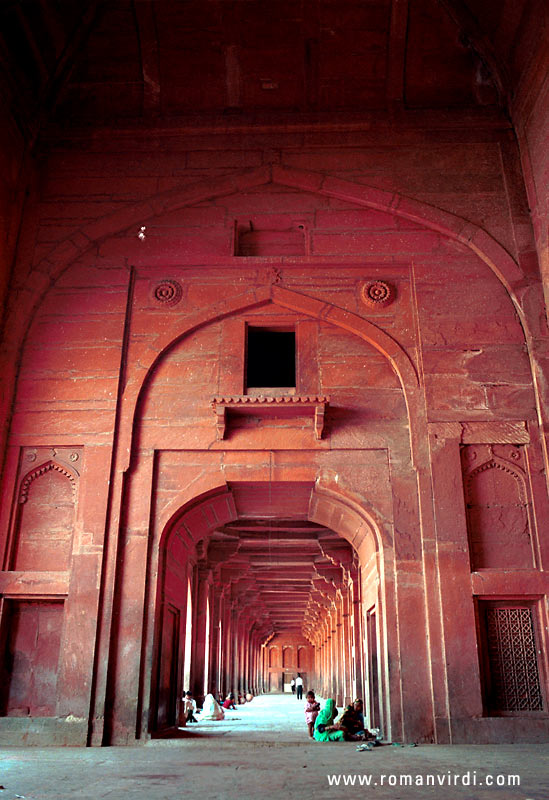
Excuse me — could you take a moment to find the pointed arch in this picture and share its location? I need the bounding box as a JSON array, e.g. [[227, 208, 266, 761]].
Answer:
[[121, 283, 420, 470], [19, 460, 78, 504], [157, 478, 386, 565], [7, 163, 526, 362], [36, 164, 524, 293], [3, 164, 531, 469], [9, 459, 78, 572]]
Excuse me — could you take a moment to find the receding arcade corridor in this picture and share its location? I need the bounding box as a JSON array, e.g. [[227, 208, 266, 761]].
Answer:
[[151, 481, 381, 740]]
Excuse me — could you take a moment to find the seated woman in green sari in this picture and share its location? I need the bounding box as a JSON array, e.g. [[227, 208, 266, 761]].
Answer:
[[313, 699, 346, 742]]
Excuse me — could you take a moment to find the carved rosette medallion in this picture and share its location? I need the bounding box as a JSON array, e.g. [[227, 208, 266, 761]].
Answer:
[[361, 280, 395, 308], [153, 280, 183, 306]]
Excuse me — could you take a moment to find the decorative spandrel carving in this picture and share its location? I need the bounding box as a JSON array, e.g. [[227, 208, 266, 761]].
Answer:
[[461, 445, 533, 571]]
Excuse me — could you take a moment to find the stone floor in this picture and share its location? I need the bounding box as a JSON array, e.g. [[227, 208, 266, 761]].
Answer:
[[1, 695, 548, 800]]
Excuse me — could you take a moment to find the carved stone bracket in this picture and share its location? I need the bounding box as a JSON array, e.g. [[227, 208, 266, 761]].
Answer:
[[210, 395, 330, 440]]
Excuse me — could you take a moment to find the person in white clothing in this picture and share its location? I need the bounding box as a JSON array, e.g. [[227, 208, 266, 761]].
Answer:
[[183, 690, 198, 723], [200, 693, 225, 720], [295, 673, 304, 700]]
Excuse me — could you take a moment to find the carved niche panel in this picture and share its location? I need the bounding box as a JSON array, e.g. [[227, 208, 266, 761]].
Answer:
[[282, 646, 294, 668], [269, 646, 281, 668], [10, 448, 80, 571], [461, 445, 533, 571]]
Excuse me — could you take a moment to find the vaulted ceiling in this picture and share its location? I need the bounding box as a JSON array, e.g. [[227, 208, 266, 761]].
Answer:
[[204, 483, 357, 641], [209, 519, 351, 638], [0, 0, 544, 141]]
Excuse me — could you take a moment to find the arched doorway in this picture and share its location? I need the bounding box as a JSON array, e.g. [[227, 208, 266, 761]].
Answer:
[[102, 289, 434, 746], [150, 480, 391, 739]]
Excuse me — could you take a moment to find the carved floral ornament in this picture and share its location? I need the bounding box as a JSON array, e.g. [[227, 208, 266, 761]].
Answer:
[[360, 280, 395, 308], [461, 443, 525, 472], [19, 461, 78, 504], [153, 279, 183, 306]]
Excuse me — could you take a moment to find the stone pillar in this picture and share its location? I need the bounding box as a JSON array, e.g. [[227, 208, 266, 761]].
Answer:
[[335, 596, 344, 706], [321, 624, 327, 697], [221, 597, 231, 697], [100, 451, 155, 745], [255, 642, 260, 694], [331, 606, 339, 704], [235, 612, 244, 696], [249, 634, 256, 695], [261, 643, 267, 693], [238, 617, 247, 696], [229, 604, 238, 695], [244, 623, 251, 693], [191, 565, 212, 705], [313, 639, 320, 694], [341, 589, 353, 704], [209, 591, 222, 697], [350, 568, 364, 701], [428, 426, 484, 740], [326, 611, 334, 698], [324, 620, 330, 698]]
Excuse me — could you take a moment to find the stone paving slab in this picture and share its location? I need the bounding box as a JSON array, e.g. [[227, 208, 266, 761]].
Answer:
[[1, 695, 548, 800]]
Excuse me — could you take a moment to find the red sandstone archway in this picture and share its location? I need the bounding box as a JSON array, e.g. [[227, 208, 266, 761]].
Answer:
[[3, 162, 543, 747], [89, 282, 432, 746], [146, 480, 396, 741]]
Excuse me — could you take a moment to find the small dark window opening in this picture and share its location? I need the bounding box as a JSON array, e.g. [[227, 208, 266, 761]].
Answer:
[[246, 327, 295, 390]]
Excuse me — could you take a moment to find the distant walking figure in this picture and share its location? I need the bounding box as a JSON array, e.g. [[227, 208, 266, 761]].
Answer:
[[295, 673, 304, 700], [290, 677, 296, 694]]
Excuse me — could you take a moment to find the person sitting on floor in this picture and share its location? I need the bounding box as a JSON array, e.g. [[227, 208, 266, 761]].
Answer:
[[200, 693, 225, 720], [183, 691, 198, 723], [335, 703, 365, 737], [222, 692, 237, 710], [313, 699, 346, 742], [353, 698, 366, 733]]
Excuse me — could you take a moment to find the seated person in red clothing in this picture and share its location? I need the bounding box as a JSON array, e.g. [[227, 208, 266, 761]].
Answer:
[[222, 692, 237, 710]]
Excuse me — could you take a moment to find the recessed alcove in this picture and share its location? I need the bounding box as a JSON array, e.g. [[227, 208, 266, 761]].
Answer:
[[235, 219, 307, 256]]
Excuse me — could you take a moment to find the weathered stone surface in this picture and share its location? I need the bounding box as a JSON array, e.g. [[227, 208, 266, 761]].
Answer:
[[1, 0, 549, 750]]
